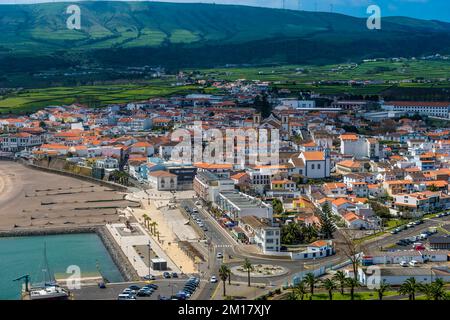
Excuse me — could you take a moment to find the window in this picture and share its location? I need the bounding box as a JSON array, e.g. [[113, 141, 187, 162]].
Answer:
[[311, 164, 315, 170], [318, 164, 321, 170]]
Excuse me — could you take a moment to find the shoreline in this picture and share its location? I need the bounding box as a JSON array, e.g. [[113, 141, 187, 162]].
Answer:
[[0, 225, 140, 283]]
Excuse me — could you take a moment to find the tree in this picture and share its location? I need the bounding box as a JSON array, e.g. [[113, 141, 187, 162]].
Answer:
[[322, 278, 336, 300], [293, 281, 307, 301], [420, 279, 447, 300], [345, 277, 359, 301], [219, 264, 230, 297], [333, 271, 347, 295], [272, 198, 284, 215], [375, 280, 391, 300], [243, 258, 254, 287], [303, 273, 317, 297], [319, 203, 336, 239], [340, 231, 363, 281], [399, 277, 419, 300], [281, 223, 304, 245], [253, 94, 272, 119]]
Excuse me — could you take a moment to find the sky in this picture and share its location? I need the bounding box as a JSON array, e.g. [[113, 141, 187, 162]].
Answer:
[[1, 0, 449, 22]]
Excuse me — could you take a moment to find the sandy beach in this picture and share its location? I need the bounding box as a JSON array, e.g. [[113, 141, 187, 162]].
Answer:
[[0, 161, 136, 231]]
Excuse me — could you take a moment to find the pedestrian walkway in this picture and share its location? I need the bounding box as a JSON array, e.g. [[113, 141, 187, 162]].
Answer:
[[106, 223, 181, 277]]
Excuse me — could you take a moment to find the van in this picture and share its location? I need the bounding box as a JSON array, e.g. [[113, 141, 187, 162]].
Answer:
[[118, 294, 136, 300]]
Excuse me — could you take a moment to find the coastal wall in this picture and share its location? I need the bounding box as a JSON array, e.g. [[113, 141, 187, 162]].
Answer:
[[0, 225, 140, 282], [18, 159, 129, 192]]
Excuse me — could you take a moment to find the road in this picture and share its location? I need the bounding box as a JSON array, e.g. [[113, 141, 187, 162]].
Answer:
[[180, 199, 450, 300], [180, 199, 348, 300]]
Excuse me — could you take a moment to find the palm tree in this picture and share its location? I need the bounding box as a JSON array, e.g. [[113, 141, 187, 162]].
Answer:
[[293, 281, 307, 301], [286, 291, 298, 300], [399, 277, 419, 300], [345, 277, 359, 301], [303, 273, 317, 298], [333, 271, 347, 295], [243, 258, 254, 287], [219, 264, 230, 297], [142, 214, 150, 229], [375, 280, 391, 300], [322, 278, 336, 300], [418, 283, 434, 300], [432, 279, 447, 300]]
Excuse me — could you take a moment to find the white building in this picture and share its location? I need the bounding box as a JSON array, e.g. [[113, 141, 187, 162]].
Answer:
[[382, 101, 450, 119], [340, 134, 379, 159], [215, 191, 273, 220], [148, 170, 178, 191], [239, 215, 280, 253]]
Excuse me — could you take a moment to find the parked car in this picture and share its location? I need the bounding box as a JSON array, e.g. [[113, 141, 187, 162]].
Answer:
[[172, 272, 178, 278], [409, 260, 419, 267], [129, 285, 141, 291], [399, 261, 408, 267], [118, 294, 136, 300], [210, 276, 218, 283], [137, 289, 152, 297], [144, 274, 156, 281], [145, 284, 158, 290], [163, 272, 171, 279], [216, 252, 223, 259]]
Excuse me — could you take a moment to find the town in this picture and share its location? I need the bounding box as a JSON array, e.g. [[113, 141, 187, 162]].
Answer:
[[1, 75, 449, 301]]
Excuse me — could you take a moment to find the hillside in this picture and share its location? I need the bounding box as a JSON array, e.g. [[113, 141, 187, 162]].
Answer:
[[0, 1, 449, 74]]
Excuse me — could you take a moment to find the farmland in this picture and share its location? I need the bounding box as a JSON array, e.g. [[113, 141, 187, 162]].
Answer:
[[1, 59, 449, 114], [0, 80, 209, 114]]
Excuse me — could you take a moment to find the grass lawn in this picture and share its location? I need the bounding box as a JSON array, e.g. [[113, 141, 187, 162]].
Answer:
[[301, 291, 398, 300]]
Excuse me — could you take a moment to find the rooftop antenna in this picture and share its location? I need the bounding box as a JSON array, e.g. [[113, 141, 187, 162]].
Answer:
[[314, 1, 318, 12], [282, 0, 286, 9], [297, 0, 301, 11], [330, 3, 334, 13]]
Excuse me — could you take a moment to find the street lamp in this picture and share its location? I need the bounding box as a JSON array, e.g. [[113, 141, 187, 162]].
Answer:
[[147, 240, 151, 279]]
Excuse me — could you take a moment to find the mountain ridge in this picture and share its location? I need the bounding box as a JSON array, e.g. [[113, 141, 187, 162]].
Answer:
[[0, 1, 449, 71]]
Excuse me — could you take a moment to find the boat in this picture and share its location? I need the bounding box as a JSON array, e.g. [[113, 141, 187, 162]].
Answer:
[[14, 243, 70, 300]]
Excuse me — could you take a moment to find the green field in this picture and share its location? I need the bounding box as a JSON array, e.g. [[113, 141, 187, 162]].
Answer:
[[1, 59, 449, 114], [0, 80, 212, 114], [198, 60, 450, 83]]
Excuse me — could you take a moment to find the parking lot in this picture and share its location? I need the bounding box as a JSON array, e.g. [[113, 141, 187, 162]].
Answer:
[[385, 213, 450, 250], [71, 277, 203, 300]]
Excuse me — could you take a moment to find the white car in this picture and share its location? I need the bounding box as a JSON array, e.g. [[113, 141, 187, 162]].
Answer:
[[409, 260, 419, 267], [216, 252, 223, 259], [399, 261, 408, 267], [210, 276, 218, 283]]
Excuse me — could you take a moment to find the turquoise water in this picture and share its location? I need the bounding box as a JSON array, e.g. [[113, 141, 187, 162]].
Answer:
[[0, 233, 123, 300]]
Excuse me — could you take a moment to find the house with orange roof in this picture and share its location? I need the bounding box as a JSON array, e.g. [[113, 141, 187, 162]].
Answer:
[[394, 191, 450, 216], [331, 198, 355, 215], [1, 132, 43, 152], [129, 141, 154, 157], [290, 150, 331, 179], [322, 182, 347, 198], [383, 180, 415, 196], [230, 172, 250, 186], [342, 212, 369, 229], [336, 160, 364, 174]]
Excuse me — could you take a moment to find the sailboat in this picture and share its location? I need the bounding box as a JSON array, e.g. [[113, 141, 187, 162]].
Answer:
[[15, 243, 69, 300]]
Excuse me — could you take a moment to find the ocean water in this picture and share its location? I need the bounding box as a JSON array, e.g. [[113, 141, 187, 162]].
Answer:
[[0, 233, 123, 300]]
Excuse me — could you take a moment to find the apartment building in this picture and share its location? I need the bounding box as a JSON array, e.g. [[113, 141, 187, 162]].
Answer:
[[382, 101, 450, 118], [239, 215, 281, 253]]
